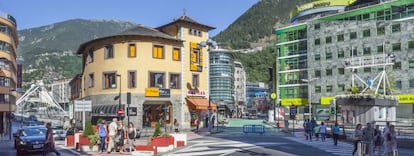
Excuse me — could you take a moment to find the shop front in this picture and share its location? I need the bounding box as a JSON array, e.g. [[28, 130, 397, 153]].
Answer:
[[142, 101, 172, 128], [186, 97, 217, 128]]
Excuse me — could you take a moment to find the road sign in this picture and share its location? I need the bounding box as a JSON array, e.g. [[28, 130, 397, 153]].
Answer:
[[117, 109, 124, 116], [127, 107, 137, 116], [290, 106, 297, 120], [271, 93, 277, 99], [74, 100, 92, 112]]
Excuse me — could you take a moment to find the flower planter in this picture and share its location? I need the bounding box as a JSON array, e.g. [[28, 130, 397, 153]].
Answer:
[[92, 125, 99, 133], [135, 145, 157, 156], [170, 133, 187, 148], [65, 135, 74, 147], [150, 136, 175, 152], [79, 136, 90, 146]]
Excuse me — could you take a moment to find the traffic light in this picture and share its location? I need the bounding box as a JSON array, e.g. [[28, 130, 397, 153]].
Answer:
[[127, 92, 131, 104]]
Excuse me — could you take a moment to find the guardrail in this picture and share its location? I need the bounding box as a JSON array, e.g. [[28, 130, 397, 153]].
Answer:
[[242, 125, 265, 135]]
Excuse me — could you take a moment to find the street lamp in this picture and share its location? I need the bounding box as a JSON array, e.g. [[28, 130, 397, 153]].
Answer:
[[113, 74, 122, 120], [301, 78, 318, 120], [9, 88, 16, 140]]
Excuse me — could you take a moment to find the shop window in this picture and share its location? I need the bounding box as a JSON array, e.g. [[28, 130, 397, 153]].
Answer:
[[104, 45, 114, 59], [103, 72, 117, 89], [128, 43, 136, 58], [169, 73, 180, 89], [172, 48, 180, 61], [88, 73, 94, 88], [153, 45, 164, 59], [149, 72, 165, 88], [128, 71, 136, 88]]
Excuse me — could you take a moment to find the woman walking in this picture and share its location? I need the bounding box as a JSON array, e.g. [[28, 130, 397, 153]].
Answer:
[[352, 124, 362, 156], [127, 122, 136, 151], [98, 120, 108, 154], [116, 121, 125, 153], [332, 122, 340, 146], [174, 118, 180, 133], [383, 125, 397, 156], [319, 122, 327, 142]]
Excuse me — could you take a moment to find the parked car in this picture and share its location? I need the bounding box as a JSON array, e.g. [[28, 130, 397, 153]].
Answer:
[[14, 126, 47, 155], [24, 121, 38, 127], [52, 126, 66, 140]]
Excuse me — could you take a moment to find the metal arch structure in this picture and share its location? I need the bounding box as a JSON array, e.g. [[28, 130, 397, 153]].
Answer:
[[16, 81, 69, 117]]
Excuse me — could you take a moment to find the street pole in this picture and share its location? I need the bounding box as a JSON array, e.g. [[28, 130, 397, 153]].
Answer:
[[9, 88, 15, 140], [208, 97, 211, 133], [117, 74, 121, 120]]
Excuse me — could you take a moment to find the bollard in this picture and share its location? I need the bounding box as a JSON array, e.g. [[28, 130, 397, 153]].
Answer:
[[393, 150, 399, 156], [358, 141, 367, 156]]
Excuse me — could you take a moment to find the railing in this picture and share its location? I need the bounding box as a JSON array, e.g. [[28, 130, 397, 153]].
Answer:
[[242, 125, 265, 135]]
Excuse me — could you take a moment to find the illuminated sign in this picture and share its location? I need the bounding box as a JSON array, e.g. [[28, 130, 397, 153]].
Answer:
[[320, 96, 335, 105], [281, 98, 308, 106], [397, 94, 414, 104], [145, 88, 159, 97], [187, 90, 206, 97]]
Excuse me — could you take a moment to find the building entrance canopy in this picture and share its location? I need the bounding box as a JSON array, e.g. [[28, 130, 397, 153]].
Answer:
[[186, 98, 217, 110], [92, 104, 125, 117]]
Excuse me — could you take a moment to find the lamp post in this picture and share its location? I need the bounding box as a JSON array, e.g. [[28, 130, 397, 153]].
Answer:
[[114, 74, 122, 120], [9, 88, 16, 140], [208, 96, 212, 133], [301, 78, 318, 120]]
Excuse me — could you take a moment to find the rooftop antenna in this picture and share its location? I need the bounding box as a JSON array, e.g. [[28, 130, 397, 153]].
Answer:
[[183, 8, 186, 16]]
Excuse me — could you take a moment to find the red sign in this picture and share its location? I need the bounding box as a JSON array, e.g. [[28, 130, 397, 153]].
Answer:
[[117, 109, 124, 116], [187, 90, 206, 97]]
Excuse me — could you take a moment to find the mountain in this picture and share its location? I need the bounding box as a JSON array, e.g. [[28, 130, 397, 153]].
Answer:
[[213, 0, 311, 82], [18, 19, 135, 86]]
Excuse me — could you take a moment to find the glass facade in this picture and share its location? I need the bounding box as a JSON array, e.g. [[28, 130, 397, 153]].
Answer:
[[209, 50, 235, 104]]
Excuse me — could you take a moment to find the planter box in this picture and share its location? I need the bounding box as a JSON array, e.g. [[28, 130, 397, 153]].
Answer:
[[79, 136, 90, 146], [92, 125, 99, 133], [151, 136, 175, 152], [135, 145, 157, 156], [170, 133, 187, 148], [65, 135, 74, 147]]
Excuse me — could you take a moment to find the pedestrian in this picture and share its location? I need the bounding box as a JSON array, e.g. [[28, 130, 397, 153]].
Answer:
[[43, 122, 60, 156], [98, 120, 108, 154], [194, 118, 199, 133], [116, 121, 125, 153], [352, 124, 362, 156], [0, 125, 3, 143], [127, 122, 136, 151], [374, 124, 383, 155], [332, 122, 340, 146], [205, 115, 209, 128], [212, 115, 216, 128], [305, 119, 314, 141], [174, 118, 180, 133], [383, 125, 397, 156], [383, 121, 390, 135], [313, 123, 320, 141], [319, 122, 327, 142], [107, 118, 118, 154], [362, 122, 375, 155]]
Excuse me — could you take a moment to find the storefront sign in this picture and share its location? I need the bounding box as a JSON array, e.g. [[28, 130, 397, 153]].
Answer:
[[159, 89, 170, 97], [397, 94, 414, 104], [320, 96, 335, 105], [145, 88, 159, 97], [281, 98, 308, 106], [187, 90, 206, 97], [127, 107, 137, 116]]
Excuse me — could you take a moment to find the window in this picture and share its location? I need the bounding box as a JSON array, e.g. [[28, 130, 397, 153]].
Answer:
[[153, 45, 164, 59], [337, 84, 345, 92], [88, 73, 94, 88], [0, 77, 10, 87], [325, 36, 332, 44], [189, 28, 202, 37], [364, 67, 371, 73], [410, 79, 414, 88], [350, 32, 357, 39], [169, 73, 180, 89], [128, 44, 136, 58], [396, 80, 402, 90], [192, 74, 199, 88], [363, 29, 371, 37], [377, 27, 385, 35], [315, 86, 321, 93], [190, 42, 203, 72], [104, 45, 114, 59], [409, 60, 414, 69], [409, 41, 414, 49], [337, 50, 344, 58], [314, 54, 320, 61], [393, 62, 401, 70], [326, 85, 333, 92], [392, 43, 401, 51], [326, 52, 332, 59], [377, 45, 383, 53], [363, 47, 371, 55], [337, 34, 344, 42], [314, 23, 320, 30], [149, 72, 165, 88], [392, 24, 401, 33], [352, 48, 358, 56], [315, 70, 321, 77], [326, 69, 332, 76], [172, 48, 180, 61], [128, 71, 136, 88], [103, 72, 117, 89], [338, 68, 345, 75], [87, 48, 94, 63], [0, 58, 10, 70], [315, 39, 320, 45]]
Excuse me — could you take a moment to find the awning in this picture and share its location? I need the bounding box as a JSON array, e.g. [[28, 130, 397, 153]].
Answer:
[[92, 104, 125, 117], [225, 104, 236, 111], [186, 98, 217, 110]]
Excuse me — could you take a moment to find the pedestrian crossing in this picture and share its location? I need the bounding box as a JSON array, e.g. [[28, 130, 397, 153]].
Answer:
[[285, 132, 354, 156], [164, 140, 286, 156]]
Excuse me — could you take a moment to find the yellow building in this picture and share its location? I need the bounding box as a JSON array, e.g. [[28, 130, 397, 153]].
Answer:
[[0, 11, 18, 133], [73, 15, 215, 129]]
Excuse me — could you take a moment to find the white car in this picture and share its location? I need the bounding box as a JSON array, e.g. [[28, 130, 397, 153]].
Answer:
[[52, 126, 66, 140]]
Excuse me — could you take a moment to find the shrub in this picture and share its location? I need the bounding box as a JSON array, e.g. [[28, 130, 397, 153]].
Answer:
[[153, 123, 161, 137], [82, 121, 94, 137]]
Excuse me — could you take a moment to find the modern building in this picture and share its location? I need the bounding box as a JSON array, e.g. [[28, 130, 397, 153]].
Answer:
[[275, 0, 414, 122], [49, 79, 71, 110], [209, 49, 235, 118], [234, 61, 246, 116], [0, 11, 18, 135], [245, 82, 268, 108], [71, 15, 215, 130]]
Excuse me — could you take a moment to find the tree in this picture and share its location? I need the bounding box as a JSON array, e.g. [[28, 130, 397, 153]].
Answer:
[[152, 123, 161, 137], [82, 121, 94, 137]]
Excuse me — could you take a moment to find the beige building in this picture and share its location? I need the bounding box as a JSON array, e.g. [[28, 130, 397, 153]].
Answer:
[[0, 11, 18, 133], [72, 15, 215, 130]]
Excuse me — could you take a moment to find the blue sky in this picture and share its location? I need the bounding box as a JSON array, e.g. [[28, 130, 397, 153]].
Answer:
[[1, 0, 259, 36]]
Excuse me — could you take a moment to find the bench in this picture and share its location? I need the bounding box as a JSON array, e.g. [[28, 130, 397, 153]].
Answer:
[[243, 125, 265, 135]]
